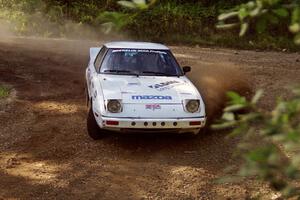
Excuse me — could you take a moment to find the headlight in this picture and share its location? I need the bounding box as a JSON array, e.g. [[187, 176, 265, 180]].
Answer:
[[185, 100, 200, 113], [107, 100, 122, 113]]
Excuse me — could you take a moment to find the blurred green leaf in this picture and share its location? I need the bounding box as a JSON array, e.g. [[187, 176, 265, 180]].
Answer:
[[273, 8, 289, 17], [247, 147, 273, 162], [224, 104, 246, 112], [240, 112, 261, 122], [216, 23, 240, 29], [227, 91, 247, 105], [291, 6, 300, 24], [289, 23, 300, 33], [250, 7, 261, 17], [246, 1, 256, 9], [118, 0, 154, 10], [228, 123, 249, 137], [218, 11, 238, 21], [118, 1, 136, 9], [294, 33, 300, 45], [222, 112, 235, 121], [238, 7, 249, 20], [239, 22, 249, 36], [133, 0, 148, 9], [251, 89, 263, 104]]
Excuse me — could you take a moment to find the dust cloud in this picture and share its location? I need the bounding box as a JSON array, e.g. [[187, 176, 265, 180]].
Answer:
[[0, 5, 128, 44], [0, 20, 16, 43], [187, 64, 252, 124]]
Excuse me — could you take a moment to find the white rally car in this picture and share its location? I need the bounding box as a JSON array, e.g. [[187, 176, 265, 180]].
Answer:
[[85, 42, 206, 139]]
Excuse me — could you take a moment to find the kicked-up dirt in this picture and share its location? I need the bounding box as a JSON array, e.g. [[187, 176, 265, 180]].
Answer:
[[0, 37, 300, 199]]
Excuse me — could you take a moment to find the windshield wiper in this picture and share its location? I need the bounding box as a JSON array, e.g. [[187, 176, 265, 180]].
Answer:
[[141, 71, 174, 76], [104, 70, 139, 76]]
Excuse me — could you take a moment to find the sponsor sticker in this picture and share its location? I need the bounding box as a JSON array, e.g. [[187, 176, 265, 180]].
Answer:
[[145, 104, 161, 111], [132, 95, 172, 100], [112, 49, 167, 54], [148, 80, 183, 91]]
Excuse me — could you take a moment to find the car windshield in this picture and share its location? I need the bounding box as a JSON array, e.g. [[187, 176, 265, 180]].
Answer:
[[99, 49, 183, 76]]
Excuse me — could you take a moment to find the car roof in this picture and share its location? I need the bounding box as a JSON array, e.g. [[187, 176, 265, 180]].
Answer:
[[104, 41, 169, 50]]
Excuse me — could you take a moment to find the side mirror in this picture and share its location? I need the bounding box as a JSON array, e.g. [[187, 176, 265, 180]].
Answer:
[[182, 66, 191, 74]]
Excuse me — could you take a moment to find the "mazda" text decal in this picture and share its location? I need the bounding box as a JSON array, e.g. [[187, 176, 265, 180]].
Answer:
[[132, 95, 172, 100]]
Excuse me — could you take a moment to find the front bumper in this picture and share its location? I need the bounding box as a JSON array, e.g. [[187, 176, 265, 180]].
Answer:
[[96, 115, 206, 134]]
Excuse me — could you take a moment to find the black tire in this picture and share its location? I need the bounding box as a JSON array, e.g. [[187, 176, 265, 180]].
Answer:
[[87, 105, 106, 140]]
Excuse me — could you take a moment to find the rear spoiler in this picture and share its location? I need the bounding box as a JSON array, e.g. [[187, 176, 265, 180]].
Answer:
[[89, 47, 101, 61]]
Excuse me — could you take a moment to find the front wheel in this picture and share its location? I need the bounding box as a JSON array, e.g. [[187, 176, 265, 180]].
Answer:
[[87, 105, 106, 140]]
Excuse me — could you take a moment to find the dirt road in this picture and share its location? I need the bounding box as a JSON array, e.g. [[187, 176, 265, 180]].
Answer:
[[0, 37, 299, 199]]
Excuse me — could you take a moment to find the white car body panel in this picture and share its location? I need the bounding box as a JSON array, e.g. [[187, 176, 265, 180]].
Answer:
[[86, 42, 206, 134]]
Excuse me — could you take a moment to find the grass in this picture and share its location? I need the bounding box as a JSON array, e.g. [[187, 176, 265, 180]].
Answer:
[[0, 85, 10, 98]]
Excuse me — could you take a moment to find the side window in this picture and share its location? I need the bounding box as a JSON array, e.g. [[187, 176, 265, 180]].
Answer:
[[94, 47, 107, 72]]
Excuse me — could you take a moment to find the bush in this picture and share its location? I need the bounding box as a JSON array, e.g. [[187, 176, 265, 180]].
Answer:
[[213, 88, 300, 198], [126, 2, 216, 40]]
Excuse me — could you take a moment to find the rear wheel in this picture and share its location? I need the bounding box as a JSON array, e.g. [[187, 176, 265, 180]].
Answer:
[[87, 103, 106, 140]]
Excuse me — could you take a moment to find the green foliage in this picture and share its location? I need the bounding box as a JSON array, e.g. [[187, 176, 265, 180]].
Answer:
[[115, 0, 300, 49], [0, 85, 9, 98], [217, 0, 300, 44], [213, 88, 300, 198], [96, 11, 133, 33], [125, 2, 216, 41], [0, 0, 299, 50], [0, 0, 64, 36]]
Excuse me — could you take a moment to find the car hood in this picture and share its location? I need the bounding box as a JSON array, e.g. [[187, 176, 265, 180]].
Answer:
[[99, 75, 201, 104]]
